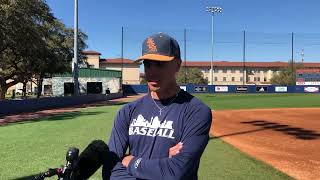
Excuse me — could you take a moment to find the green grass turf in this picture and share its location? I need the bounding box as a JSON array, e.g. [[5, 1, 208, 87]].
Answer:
[[0, 106, 119, 180], [195, 93, 320, 110], [1, 93, 310, 179], [199, 138, 292, 180]]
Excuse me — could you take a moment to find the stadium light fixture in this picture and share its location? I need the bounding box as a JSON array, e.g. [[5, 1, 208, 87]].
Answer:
[[206, 6, 222, 85]]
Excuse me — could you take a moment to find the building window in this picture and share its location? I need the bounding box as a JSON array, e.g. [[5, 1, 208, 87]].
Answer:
[[223, 77, 227, 81], [214, 69, 219, 73], [214, 77, 218, 81], [264, 77, 267, 82], [222, 69, 227, 73], [203, 69, 209, 73], [239, 69, 243, 73], [231, 69, 235, 73], [232, 77, 235, 81], [240, 77, 243, 82]]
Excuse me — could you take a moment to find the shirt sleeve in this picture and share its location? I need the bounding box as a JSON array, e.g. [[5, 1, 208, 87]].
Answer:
[[105, 105, 136, 179], [127, 105, 212, 180]]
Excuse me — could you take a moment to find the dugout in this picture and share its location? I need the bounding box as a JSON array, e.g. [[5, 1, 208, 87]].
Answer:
[[42, 68, 122, 96]]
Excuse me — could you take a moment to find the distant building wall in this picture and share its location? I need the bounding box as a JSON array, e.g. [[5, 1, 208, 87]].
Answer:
[[6, 80, 37, 95], [42, 68, 121, 97], [43, 77, 120, 96], [199, 67, 280, 85], [86, 54, 100, 68], [100, 63, 140, 84]]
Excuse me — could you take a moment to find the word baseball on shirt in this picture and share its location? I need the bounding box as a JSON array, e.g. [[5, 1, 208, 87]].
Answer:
[[129, 114, 175, 139]]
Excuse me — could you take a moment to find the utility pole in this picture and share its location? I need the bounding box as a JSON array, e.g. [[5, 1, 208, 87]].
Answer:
[[291, 32, 294, 84], [243, 30, 246, 85], [184, 28, 187, 84], [72, 0, 79, 95]]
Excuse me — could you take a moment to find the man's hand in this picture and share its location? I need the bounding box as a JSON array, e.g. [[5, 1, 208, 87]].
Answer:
[[169, 142, 183, 158], [122, 155, 134, 167]]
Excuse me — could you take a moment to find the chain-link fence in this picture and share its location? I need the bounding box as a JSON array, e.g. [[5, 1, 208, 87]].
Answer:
[[111, 27, 320, 63]]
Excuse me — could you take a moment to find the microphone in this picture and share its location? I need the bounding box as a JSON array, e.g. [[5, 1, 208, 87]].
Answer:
[[34, 147, 79, 180], [71, 140, 109, 179], [59, 147, 79, 179]]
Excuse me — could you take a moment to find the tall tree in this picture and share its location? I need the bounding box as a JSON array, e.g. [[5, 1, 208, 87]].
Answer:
[[0, 0, 53, 99], [270, 61, 304, 85], [0, 0, 87, 99], [32, 19, 87, 97], [176, 68, 208, 85]]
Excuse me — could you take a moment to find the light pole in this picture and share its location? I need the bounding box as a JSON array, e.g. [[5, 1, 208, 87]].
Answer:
[[206, 6, 222, 85], [73, 0, 79, 95]]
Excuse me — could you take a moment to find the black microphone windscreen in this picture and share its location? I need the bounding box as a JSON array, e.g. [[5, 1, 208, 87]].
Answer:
[[72, 140, 109, 180]]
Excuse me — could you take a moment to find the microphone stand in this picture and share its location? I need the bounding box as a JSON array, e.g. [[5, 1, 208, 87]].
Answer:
[[33, 147, 79, 180]]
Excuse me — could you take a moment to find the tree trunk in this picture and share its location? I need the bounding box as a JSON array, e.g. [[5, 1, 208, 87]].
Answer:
[[0, 78, 19, 100], [36, 77, 43, 98], [22, 80, 27, 98], [0, 82, 8, 100]]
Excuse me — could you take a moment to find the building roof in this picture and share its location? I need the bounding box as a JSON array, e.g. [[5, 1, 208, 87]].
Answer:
[[301, 63, 320, 68], [82, 50, 101, 55], [100, 58, 141, 64], [181, 61, 320, 68], [54, 68, 121, 78]]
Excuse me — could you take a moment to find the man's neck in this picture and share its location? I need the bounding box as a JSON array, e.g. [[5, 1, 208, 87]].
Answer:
[[151, 85, 180, 100]]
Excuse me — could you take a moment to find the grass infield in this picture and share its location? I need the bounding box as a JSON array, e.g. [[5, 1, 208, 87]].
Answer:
[[2, 93, 317, 179]]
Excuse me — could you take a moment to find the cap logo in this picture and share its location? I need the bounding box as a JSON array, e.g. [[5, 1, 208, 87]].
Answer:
[[146, 38, 157, 53]]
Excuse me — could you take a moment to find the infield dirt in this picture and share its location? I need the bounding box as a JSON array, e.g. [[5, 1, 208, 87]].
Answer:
[[211, 108, 320, 180]]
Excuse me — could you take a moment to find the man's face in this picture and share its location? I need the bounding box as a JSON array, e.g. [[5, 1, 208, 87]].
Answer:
[[143, 59, 181, 92]]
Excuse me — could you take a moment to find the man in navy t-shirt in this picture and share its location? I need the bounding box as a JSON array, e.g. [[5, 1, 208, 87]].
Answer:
[[105, 33, 212, 180]]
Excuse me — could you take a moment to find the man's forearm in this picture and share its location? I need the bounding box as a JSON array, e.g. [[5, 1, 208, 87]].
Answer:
[[124, 134, 208, 180]]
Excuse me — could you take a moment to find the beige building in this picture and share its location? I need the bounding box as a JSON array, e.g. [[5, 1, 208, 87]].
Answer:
[[83, 51, 141, 84], [182, 61, 320, 85], [6, 51, 320, 97], [84, 50, 320, 86], [7, 80, 37, 96]]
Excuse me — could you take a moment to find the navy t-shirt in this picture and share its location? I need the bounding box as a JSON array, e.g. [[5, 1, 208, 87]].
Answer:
[[107, 90, 212, 180]]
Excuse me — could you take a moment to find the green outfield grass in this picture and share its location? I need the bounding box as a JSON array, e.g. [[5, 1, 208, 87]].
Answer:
[[195, 93, 320, 110], [1, 93, 314, 179]]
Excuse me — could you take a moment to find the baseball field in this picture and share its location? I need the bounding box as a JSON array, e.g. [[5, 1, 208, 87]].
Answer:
[[1, 93, 319, 179]]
